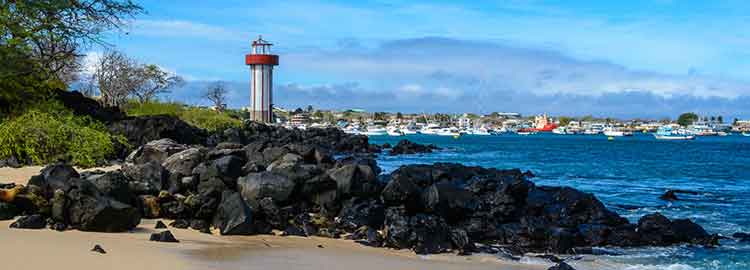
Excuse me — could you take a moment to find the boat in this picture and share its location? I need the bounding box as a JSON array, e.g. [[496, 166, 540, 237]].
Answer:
[[516, 131, 535, 136], [603, 127, 625, 137], [530, 113, 558, 132], [468, 127, 492, 136], [742, 132, 750, 137], [552, 127, 567, 135], [653, 126, 695, 140], [436, 127, 460, 136], [361, 126, 387, 136], [420, 123, 442, 135], [386, 127, 404, 136]]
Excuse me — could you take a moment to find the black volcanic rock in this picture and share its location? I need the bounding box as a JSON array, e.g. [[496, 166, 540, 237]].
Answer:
[[9, 214, 46, 229], [27, 163, 79, 199], [109, 115, 206, 147], [389, 140, 437, 156], [65, 178, 141, 232], [53, 90, 124, 123], [548, 262, 576, 270], [150, 230, 179, 243], [659, 189, 699, 201]]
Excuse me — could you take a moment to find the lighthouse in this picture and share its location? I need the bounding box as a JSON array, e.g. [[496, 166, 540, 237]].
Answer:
[[245, 36, 279, 123]]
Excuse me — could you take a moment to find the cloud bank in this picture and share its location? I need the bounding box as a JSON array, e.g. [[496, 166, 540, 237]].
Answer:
[[164, 37, 750, 118]]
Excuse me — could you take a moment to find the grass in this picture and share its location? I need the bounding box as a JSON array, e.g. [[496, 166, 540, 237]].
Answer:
[[124, 101, 242, 132]]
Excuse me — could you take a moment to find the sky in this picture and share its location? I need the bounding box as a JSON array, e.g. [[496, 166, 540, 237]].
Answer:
[[95, 0, 750, 118]]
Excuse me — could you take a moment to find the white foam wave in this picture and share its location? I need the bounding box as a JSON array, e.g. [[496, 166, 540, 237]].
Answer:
[[622, 263, 698, 270]]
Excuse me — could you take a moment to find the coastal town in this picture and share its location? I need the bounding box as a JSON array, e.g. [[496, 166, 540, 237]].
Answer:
[[268, 106, 750, 140]]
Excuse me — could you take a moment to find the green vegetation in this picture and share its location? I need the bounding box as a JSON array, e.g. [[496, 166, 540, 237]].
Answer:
[[0, 101, 127, 168], [125, 101, 242, 132], [558, 116, 573, 126], [677, 112, 699, 127]]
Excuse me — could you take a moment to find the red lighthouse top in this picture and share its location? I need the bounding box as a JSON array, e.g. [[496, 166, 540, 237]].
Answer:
[[246, 36, 279, 66]]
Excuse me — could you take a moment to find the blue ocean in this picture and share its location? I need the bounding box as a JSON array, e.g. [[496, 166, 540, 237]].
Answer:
[[369, 133, 750, 270]]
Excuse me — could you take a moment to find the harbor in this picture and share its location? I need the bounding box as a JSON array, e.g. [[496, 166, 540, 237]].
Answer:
[[275, 109, 749, 140]]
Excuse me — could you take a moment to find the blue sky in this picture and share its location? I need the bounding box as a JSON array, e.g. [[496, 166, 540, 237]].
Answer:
[[97, 0, 750, 118]]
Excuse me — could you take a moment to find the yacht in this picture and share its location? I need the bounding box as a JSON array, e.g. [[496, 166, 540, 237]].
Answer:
[[361, 125, 387, 136], [436, 127, 461, 136], [420, 123, 442, 135], [386, 127, 405, 136], [552, 127, 567, 135], [603, 126, 632, 137], [654, 126, 695, 140], [468, 126, 492, 136]]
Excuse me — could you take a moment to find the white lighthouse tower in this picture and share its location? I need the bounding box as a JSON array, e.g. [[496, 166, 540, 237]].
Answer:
[[245, 36, 279, 123]]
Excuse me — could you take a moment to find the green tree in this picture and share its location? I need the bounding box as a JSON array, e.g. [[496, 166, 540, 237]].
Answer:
[[558, 116, 572, 126], [1, 0, 142, 115], [677, 112, 699, 127], [396, 112, 403, 119], [717, 116, 723, 123]]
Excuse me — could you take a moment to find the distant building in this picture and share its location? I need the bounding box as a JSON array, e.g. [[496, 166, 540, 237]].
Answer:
[[457, 113, 472, 128], [290, 113, 311, 126]]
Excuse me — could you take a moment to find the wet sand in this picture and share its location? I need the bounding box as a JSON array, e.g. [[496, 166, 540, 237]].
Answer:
[[0, 166, 553, 270], [190, 235, 551, 270]]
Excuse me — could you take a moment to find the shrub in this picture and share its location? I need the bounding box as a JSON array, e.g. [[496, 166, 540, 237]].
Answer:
[[125, 101, 241, 132], [0, 102, 127, 168]]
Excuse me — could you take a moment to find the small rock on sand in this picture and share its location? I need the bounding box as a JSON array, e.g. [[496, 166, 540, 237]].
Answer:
[[91, 244, 106, 254], [150, 230, 179, 243]]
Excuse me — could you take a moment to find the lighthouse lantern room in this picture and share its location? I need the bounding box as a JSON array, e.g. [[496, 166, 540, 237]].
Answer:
[[245, 36, 279, 123]]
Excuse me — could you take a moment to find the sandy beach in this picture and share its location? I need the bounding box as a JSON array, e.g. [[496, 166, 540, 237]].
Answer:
[[0, 166, 551, 270]]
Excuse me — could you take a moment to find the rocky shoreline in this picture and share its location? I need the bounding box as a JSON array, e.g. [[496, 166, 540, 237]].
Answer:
[[0, 121, 721, 265]]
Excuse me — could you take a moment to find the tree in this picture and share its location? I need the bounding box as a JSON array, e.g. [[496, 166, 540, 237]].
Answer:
[[718, 116, 723, 124], [0, 0, 142, 115], [306, 105, 313, 113], [396, 112, 403, 119], [1, 0, 143, 81], [373, 112, 387, 121], [131, 64, 184, 103], [203, 81, 228, 112], [558, 116, 572, 127], [93, 50, 141, 107], [677, 112, 699, 127]]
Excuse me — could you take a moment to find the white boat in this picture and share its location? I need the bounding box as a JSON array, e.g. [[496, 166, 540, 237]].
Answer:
[[468, 127, 492, 136], [386, 127, 404, 136], [654, 126, 694, 140], [516, 131, 535, 136], [603, 127, 625, 137], [420, 123, 442, 135], [402, 129, 418, 135], [654, 135, 695, 140], [361, 126, 387, 136], [742, 132, 750, 137], [436, 128, 460, 136], [552, 127, 567, 135]]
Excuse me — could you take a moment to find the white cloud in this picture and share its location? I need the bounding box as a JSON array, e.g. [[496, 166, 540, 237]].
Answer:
[[284, 37, 750, 99], [129, 19, 244, 41]]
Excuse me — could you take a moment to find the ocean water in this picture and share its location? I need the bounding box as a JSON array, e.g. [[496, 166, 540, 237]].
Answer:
[[368, 133, 750, 270]]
